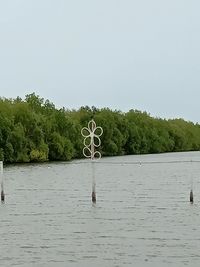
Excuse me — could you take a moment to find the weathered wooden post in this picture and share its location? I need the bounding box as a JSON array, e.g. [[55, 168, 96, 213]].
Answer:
[[190, 189, 193, 203], [0, 161, 5, 202], [189, 160, 194, 204], [81, 120, 103, 204]]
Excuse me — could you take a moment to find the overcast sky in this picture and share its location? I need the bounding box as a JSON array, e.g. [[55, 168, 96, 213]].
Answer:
[[0, 0, 199, 122]]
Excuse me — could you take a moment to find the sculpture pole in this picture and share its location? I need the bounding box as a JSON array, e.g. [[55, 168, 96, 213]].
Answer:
[[81, 120, 103, 203]]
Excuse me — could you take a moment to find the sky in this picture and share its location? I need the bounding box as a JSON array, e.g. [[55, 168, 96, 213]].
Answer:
[[0, 0, 199, 123]]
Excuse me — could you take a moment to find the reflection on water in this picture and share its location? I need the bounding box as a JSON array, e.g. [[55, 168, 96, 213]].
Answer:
[[1, 152, 200, 267]]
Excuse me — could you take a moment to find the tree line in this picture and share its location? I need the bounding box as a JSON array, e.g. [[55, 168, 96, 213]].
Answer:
[[0, 93, 200, 163]]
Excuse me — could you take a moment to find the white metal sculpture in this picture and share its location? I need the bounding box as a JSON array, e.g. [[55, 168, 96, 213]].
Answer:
[[81, 120, 103, 203]]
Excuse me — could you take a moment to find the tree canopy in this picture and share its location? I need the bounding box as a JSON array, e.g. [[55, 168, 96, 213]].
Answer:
[[0, 93, 200, 163]]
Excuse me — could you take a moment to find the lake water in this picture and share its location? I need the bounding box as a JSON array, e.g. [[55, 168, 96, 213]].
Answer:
[[1, 151, 200, 267]]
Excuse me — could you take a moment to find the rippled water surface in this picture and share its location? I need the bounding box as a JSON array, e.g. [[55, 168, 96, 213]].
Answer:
[[1, 152, 200, 266]]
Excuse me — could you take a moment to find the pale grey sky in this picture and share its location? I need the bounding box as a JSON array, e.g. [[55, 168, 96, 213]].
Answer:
[[0, 0, 199, 122]]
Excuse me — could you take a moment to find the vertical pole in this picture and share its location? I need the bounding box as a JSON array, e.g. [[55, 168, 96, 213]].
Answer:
[[0, 161, 5, 202], [190, 189, 193, 204], [91, 121, 96, 203], [81, 119, 102, 204], [91, 161, 96, 203], [190, 160, 193, 204], [190, 177, 194, 203]]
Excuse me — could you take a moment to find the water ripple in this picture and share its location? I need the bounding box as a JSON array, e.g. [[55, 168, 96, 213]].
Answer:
[[1, 152, 200, 266]]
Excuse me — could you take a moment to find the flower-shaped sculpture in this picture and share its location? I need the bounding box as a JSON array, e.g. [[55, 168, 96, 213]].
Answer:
[[81, 120, 103, 160], [81, 120, 103, 203]]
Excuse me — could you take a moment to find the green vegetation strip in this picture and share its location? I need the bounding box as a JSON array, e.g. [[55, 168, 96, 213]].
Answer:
[[0, 93, 200, 163]]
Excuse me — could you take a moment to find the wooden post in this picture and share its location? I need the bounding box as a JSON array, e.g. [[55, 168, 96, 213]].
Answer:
[[0, 161, 5, 202], [190, 190, 193, 204]]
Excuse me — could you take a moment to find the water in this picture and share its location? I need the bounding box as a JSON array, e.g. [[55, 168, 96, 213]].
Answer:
[[1, 151, 200, 267]]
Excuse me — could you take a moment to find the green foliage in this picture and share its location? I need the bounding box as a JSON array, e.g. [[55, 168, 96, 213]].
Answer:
[[30, 149, 47, 162], [0, 93, 200, 163], [48, 132, 74, 160]]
